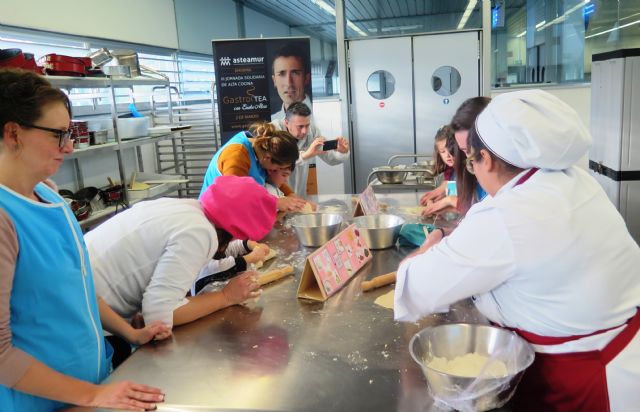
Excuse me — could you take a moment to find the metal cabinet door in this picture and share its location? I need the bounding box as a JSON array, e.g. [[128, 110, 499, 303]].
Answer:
[[413, 31, 480, 155], [348, 37, 414, 192]]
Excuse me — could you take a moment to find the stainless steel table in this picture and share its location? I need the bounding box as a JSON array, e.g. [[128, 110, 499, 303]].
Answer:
[[104, 194, 487, 412]]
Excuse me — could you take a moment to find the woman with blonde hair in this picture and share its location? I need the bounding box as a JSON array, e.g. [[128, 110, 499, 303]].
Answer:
[[200, 122, 306, 212]]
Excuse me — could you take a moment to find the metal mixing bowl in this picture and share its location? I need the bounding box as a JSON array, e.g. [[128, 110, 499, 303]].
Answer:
[[353, 214, 405, 249], [409, 323, 535, 411], [291, 213, 343, 247], [373, 166, 407, 184]]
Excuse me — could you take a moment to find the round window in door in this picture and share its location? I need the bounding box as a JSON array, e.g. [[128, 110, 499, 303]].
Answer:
[[367, 70, 395, 100], [431, 66, 462, 96]]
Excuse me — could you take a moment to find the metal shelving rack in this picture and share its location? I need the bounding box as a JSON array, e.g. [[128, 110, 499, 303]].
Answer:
[[48, 75, 188, 228], [151, 85, 219, 198]]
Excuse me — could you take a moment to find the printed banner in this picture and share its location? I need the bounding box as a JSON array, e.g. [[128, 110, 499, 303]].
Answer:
[[212, 37, 312, 143]]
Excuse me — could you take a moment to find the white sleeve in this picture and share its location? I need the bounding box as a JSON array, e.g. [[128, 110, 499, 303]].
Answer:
[[225, 239, 249, 257], [142, 225, 217, 327], [200, 256, 237, 276], [318, 150, 349, 166], [394, 206, 517, 322]]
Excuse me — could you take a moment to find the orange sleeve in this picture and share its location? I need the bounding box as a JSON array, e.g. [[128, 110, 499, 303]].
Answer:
[[217, 144, 251, 177], [280, 183, 294, 196]]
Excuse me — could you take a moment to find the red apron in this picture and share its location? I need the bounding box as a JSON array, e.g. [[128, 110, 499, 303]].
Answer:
[[512, 309, 640, 412], [506, 168, 640, 411]]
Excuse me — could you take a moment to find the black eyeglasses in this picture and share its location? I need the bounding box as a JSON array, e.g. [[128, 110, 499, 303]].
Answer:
[[19, 123, 74, 148]]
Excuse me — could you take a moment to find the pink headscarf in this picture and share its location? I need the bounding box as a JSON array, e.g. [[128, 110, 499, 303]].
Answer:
[[200, 175, 277, 240]]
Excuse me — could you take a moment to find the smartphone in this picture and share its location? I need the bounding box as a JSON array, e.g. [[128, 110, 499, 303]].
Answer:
[[322, 139, 339, 151]]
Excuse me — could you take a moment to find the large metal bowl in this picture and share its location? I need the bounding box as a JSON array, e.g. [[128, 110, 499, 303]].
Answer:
[[409, 323, 535, 411], [291, 213, 343, 247], [353, 214, 405, 249], [373, 166, 407, 184]]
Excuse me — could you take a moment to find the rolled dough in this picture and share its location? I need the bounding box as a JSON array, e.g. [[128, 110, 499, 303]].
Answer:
[[255, 248, 277, 269], [374, 290, 394, 309]]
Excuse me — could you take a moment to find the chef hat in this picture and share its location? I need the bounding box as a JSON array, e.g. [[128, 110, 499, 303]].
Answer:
[[200, 175, 277, 240], [475, 89, 591, 170]]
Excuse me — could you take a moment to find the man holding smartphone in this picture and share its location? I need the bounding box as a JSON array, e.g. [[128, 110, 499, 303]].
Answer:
[[271, 102, 349, 195]]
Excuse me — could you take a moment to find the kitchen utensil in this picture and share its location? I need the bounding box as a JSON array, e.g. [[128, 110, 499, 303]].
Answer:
[[74, 186, 104, 212], [128, 172, 150, 191], [353, 214, 405, 249], [409, 323, 535, 411], [116, 116, 149, 139], [257, 265, 294, 286], [141, 179, 189, 184], [40, 54, 91, 76], [373, 166, 408, 184], [361, 271, 397, 292], [0, 48, 41, 73], [103, 65, 131, 77], [111, 49, 140, 77], [291, 213, 343, 247], [87, 48, 112, 67], [90, 129, 108, 145]]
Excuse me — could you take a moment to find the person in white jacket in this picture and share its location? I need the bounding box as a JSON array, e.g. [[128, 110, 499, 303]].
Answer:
[[272, 102, 349, 196], [86, 175, 277, 332], [394, 89, 640, 411]]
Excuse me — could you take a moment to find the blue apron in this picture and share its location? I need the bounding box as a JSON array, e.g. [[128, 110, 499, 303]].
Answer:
[[0, 183, 110, 411], [199, 131, 267, 198]]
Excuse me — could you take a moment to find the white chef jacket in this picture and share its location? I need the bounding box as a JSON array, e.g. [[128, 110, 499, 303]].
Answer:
[[394, 166, 640, 410], [395, 167, 640, 333], [272, 116, 349, 195], [86, 198, 218, 328]]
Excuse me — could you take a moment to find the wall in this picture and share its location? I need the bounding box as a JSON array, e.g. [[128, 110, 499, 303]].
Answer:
[[174, 0, 238, 54], [314, 98, 346, 195], [491, 84, 591, 129], [0, 0, 178, 48], [244, 6, 290, 38]]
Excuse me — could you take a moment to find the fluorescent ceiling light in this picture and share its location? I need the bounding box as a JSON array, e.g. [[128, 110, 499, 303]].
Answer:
[[457, 0, 478, 30], [516, 30, 527, 37], [312, 0, 368, 36], [347, 20, 368, 36], [535, 20, 546, 29], [311, 0, 335, 16], [585, 18, 640, 39]]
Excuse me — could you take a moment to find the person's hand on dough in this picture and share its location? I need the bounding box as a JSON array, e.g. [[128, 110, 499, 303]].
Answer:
[[222, 271, 262, 305]]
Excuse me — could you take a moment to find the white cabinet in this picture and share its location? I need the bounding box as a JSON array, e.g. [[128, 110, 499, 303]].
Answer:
[[48, 75, 188, 229]]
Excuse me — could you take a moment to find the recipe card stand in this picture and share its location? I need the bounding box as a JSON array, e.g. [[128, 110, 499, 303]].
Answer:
[[297, 224, 372, 302], [353, 184, 379, 217]]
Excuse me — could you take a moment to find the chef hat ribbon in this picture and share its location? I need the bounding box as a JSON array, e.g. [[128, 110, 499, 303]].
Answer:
[[475, 89, 591, 170], [200, 175, 277, 240]]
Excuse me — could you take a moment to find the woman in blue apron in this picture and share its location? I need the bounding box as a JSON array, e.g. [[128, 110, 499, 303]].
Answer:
[[0, 69, 166, 411], [395, 90, 640, 411], [200, 122, 306, 212]]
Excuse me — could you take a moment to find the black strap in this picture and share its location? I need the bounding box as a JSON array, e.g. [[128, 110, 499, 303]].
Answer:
[[589, 161, 640, 182]]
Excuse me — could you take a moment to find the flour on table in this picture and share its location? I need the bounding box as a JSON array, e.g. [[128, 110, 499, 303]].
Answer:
[[374, 290, 394, 309], [427, 353, 508, 378], [255, 248, 277, 269], [398, 206, 425, 216]]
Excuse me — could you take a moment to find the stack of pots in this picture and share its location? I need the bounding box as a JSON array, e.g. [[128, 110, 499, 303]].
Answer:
[[70, 120, 89, 149]]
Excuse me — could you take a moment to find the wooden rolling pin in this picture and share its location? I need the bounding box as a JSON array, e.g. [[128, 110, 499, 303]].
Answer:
[[257, 265, 294, 286], [361, 271, 397, 292]]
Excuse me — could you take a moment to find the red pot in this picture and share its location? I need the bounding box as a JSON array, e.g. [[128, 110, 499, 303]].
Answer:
[[0, 48, 43, 73], [40, 54, 91, 77]]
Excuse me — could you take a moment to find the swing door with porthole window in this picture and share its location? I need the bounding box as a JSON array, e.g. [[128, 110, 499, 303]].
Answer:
[[348, 32, 480, 192]]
